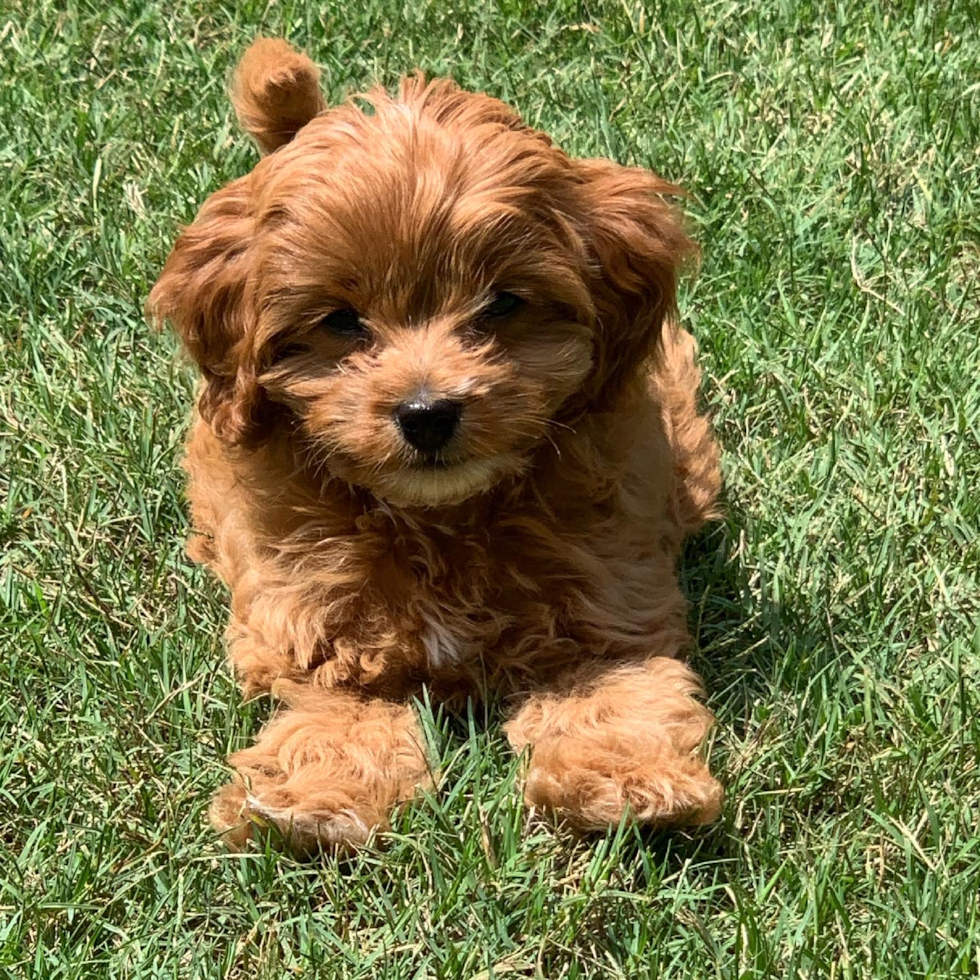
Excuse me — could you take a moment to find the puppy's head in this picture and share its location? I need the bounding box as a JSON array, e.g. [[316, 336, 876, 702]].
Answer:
[[150, 39, 692, 508]]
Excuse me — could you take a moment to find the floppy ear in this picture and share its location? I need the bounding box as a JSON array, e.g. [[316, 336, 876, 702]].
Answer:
[[575, 160, 695, 409], [148, 176, 267, 445], [232, 37, 325, 154], [148, 39, 324, 443]]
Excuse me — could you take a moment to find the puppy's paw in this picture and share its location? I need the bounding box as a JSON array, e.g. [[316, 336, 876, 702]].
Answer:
[[522, 736, 722, 832], [209, 697, 431, 856], [210, 777, 385, 856]]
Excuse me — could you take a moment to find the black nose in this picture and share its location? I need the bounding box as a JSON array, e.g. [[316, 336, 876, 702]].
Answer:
[[394, 398, 461, 453]]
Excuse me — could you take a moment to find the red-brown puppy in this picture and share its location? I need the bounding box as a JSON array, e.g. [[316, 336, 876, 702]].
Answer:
[[150, 38, 723, 853]]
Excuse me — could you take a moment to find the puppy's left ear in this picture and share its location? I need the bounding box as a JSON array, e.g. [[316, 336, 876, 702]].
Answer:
[[148, 177, 268, 445], [232, 38, 326, 154], [575, 160, 695, 409]]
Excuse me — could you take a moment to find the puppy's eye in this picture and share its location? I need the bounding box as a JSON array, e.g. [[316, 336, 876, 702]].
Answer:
[[483, 291, 524, 318], [321, 308, 368, 337]]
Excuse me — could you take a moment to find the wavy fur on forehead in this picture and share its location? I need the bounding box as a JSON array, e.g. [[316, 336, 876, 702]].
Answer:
[[149, 41, 694, 446], [149, 38, 723, 851]]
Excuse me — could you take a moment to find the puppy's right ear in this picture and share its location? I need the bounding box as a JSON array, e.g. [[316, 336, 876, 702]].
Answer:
[[148, 176, 266, 445], [232, 38, 325, 154]]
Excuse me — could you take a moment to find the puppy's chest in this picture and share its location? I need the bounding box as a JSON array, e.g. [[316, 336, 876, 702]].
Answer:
[[365, 523, 551, 671], [416, 609, 478, 669]]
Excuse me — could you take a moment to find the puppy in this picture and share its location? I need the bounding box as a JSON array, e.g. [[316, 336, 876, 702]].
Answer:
[[150, 38, 724, 854]]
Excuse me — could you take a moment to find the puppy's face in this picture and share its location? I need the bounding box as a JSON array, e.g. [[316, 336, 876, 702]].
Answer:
[[151, 49, 690, 508], [253, 103, 597, 506]]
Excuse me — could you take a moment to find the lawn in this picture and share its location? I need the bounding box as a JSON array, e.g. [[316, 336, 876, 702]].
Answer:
[[2, 1, 979, 977]]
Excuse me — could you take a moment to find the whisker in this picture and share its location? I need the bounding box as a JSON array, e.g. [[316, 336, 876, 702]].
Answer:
[[546, 418, 577, 435]]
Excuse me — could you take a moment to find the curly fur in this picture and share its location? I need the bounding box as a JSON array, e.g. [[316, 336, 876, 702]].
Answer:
[[149, 38, 723, 853]]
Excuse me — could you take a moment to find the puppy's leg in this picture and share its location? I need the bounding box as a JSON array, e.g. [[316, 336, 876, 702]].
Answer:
[[504, 657, 721, 831], [211, 689, 432, 854]]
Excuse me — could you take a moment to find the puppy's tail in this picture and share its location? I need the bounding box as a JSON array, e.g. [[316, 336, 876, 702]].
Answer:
[[652, 325, 723, 536], [232, 38, 326, 154]]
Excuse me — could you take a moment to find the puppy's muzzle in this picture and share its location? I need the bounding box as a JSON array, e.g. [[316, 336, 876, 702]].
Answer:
[[394, 397, 461, 453]]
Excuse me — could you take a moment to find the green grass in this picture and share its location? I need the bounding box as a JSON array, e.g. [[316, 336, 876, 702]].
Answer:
[[2, 0, 979, 977]]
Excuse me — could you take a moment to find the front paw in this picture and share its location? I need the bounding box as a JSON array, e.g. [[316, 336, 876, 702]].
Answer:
[[522, 736, 722, 831], [208, 697, 431, 856], [210, 776, 385, 856]]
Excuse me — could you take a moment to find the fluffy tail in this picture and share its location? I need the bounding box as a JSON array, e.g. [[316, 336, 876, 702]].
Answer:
[[232, 38, 325, 154], [652, 326, 723, 536]]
